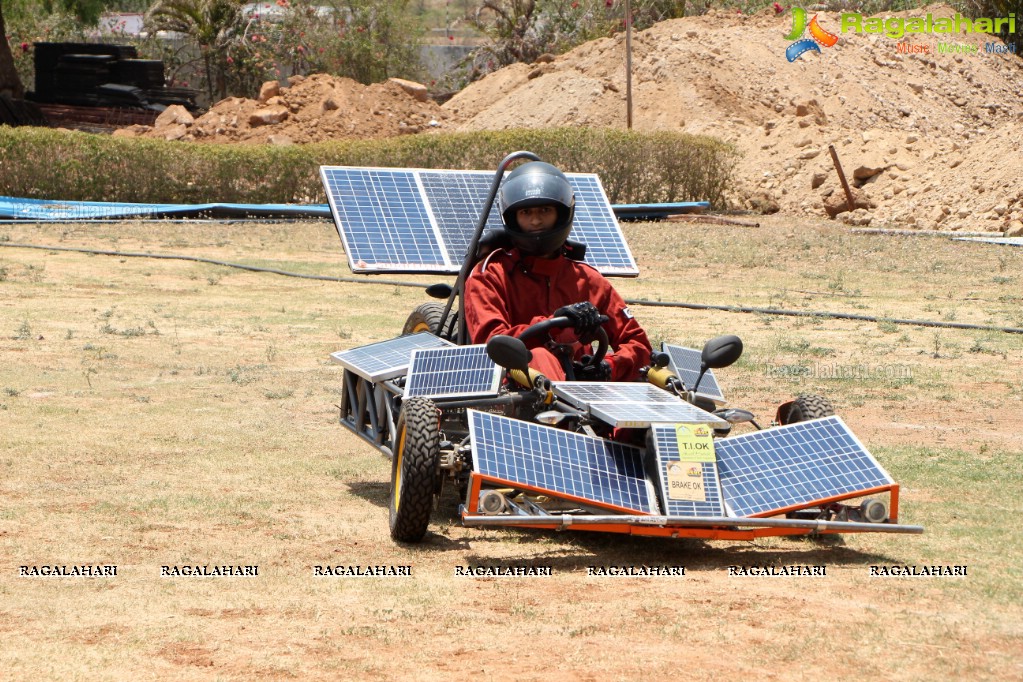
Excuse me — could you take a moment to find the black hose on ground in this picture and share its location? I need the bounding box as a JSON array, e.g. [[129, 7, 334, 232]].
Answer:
[[3, 241, 1022, 335]]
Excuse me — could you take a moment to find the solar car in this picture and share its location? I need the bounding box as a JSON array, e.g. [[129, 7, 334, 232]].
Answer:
[[322, 152, 923, 543]]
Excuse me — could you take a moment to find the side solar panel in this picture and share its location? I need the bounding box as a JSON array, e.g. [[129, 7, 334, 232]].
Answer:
[[404, 345, 501, 399], [320, 166, 638, 276], [715, 416, 894, 518], [651, 424, 725, 518], [662, 343, 725, 404], [329, 332, 453, 381], [468, 410, 654, 514]]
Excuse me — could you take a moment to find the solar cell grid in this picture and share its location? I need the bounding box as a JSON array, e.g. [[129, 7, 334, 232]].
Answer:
[[662, 343, 725, 402], [320, 166, 638, 275], [589, 401, 728, 428], [715, 416, 893, 517], [469, 410, 653, 513], [651, 425, 725, 517], [552, 381, 682, 407], [404, 345, 501, 399], [329, 332, 453, 381]]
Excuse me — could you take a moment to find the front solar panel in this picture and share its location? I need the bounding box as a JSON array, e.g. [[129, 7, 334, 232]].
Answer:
[[320, 166, 638, 276], [651, 424, 726, 518], [552, 381, 683, 407], [329, 332, 454, 382], [468, 410, 654, 514], [715, 416, 894, 517], [404, 345, 502, 399], [589, 401, 727, 428], [662, 343, 725, 404]]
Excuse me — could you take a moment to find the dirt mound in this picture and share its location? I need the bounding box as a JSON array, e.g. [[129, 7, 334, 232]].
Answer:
[[444, 3, 1023, 233], [119, 73, 452, 144]]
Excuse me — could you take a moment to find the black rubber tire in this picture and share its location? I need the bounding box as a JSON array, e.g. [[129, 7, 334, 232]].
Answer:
[[389, 397, 441, 543], [785, 394, 836, 423], [402, 302, 457, 339]]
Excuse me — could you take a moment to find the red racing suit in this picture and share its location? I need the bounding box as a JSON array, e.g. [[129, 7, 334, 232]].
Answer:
[[464, 248, 652, 381]]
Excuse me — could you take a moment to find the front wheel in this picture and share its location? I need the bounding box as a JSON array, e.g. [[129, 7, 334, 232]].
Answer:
[[402, 302, 456, 340], [781, 394, 836, 424], [389, 397, 441, 543]]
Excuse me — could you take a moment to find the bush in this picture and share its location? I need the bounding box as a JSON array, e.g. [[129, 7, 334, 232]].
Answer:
[[0, 126, 737, 207]]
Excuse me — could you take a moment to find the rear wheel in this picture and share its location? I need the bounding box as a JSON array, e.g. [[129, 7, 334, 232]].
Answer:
[[389, 397, 441, 543], [402, 302, 456, 339], [785, 394, 836, 423]]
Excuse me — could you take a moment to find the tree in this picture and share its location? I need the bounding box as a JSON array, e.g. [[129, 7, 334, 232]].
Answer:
[[0, 0, 108, 97], [145, 0, 243, 102]]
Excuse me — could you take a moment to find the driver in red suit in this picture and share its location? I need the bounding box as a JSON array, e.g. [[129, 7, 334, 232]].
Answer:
[[464, 162, 652, 382]]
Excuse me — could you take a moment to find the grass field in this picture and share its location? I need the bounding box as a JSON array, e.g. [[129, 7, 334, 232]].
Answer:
[[1, 215, 1021, 680]]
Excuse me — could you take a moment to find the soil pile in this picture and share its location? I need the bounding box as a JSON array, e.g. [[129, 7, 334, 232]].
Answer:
[[119, 73, 452, 144], [444, 3, 1023, 233]]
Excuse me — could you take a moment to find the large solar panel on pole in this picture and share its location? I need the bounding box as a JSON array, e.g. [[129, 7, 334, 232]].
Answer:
[[468, 410, 655, 514], [320, 166, 638, 276], [714, 416, 895, 517]]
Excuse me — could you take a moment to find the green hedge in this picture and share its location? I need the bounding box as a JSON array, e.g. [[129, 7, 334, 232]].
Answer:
[[0, 127, 736, 207]]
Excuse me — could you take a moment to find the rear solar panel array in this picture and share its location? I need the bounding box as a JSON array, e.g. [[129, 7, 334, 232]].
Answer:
[[469, 410, 653, 514], [320, 166, 638, 276], [715, 416, 894, 517]]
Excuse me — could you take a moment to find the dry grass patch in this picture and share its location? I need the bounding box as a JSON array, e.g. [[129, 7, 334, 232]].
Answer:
[[0, 216, 1020, 680]]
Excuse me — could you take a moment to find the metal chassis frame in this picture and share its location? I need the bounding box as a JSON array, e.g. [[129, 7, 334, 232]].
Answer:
[[460, 474, 922, 539]]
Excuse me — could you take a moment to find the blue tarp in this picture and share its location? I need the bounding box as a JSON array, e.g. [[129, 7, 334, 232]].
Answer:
[[0, 196, 332, 221], [0, 195, 709, 222]]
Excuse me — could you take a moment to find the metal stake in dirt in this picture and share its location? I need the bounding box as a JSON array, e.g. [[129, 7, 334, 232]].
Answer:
[[625, 0, 633, 129], [829, 144, 856, 212]]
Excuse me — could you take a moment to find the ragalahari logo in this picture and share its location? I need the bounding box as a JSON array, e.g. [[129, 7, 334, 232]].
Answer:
[[785, 7, 839, 61]]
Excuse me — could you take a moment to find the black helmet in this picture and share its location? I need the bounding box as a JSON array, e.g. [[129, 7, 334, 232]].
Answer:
[[498, 161, 575, 256]]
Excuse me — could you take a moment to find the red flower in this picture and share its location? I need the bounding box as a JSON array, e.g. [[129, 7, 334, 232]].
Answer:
[[773, 2, 783, 13], [226, 56, 234, 64], [20, 42, 30, 52], [571, 1, 579, 7], [605, 0, 613, 7]]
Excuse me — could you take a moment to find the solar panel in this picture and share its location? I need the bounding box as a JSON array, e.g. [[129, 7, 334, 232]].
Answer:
[[553, 382, 682, 407], [651, 424, 725, 517], [714, 416, 894, 518], [404, 345, 502, 399], [552, 381, 726, 427], [468, 410, 655, 514], [329, 332, 454, 382], [320, 166, 638, 276], [662, 343, 725, 404], [589, 401, 727, 428]]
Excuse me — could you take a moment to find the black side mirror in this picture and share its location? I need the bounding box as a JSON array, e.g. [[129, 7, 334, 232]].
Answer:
[[693, 335, 743, 394], [485, 335, 532, 373], [701, 334, 743, 370], [425, 283, 453, 299]]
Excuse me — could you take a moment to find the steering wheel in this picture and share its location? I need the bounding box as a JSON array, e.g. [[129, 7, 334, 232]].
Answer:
[[517, 314, 609, 370]]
